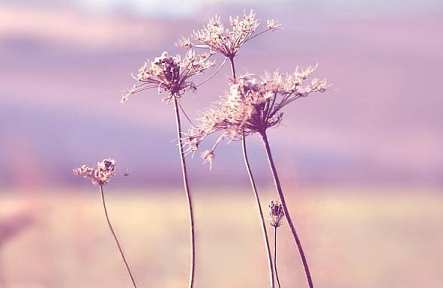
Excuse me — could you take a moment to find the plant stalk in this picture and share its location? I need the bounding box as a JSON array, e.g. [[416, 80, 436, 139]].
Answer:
[[260, 131, 314, 288], [242, 135, 275, 288], [99, 185, 137, 288], [274, 226, 282, 288], [228, 56, 236, 79], [173, 96, 196, 288], [229, 56, 274, 287]]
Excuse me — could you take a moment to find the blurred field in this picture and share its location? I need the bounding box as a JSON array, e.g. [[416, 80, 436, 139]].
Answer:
[[1, 187, 442, 288]]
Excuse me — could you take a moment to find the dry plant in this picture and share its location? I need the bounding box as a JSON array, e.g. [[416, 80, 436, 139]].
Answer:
[[73, 10, 327, 288], [183, 11, 328, 288], [180, 11, 281, 288], [122, 50, 214, 288], [270, 201, 285, 288], [73, 159, 138, 288]]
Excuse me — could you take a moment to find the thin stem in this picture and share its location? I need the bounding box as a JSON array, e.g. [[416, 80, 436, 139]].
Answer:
[[242, 135, 275, 288], [274, 227, 282, 288], [99, 185, 137, 288], [230, 55, 274, 287], [228, 56, 236, 80], [196, 58, 227, 88], [260, 131, 314, 288], [173, 96, 196, 288], [178, 102, 197, 128]]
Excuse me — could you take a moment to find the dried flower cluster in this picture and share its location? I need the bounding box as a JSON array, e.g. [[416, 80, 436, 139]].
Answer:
[[179, 11, 280, 58], [73, 158, 116, 185], [269, 201, 285, 228], [184, 68, 327, 161], [72, 11, 324, 288], [122, 50, 214, 103]]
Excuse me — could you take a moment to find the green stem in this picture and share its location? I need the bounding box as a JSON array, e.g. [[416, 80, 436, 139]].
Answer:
[[260, 131, 314, 288], [99, 185, 137, 288], [173, 96, 196, 288]]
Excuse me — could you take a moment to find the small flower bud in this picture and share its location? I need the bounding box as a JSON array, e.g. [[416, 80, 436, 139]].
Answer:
[[269, 201, 285, 228]]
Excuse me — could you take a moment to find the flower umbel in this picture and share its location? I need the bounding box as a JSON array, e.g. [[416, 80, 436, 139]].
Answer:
[[269, 201, 284, 228], [122, 50, 214, 103], [73, 158, 116, 185], [179, 11, 280, 58], [184, 67, 328, 165]]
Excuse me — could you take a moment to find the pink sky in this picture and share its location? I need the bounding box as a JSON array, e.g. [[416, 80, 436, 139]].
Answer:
[[0, 1, 442, 187]]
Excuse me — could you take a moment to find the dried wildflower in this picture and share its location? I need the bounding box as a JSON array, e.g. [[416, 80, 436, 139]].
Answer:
[[122, 45, 209, 288], [74, 158, 138, 287], [269, 201, 284, 228], [73, 158, 116, 186], [184, 67, 328, 164], [180, 11, 280, 59], [122, 50, 214, 103]]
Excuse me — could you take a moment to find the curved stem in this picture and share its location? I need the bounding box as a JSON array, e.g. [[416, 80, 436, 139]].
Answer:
[[274, 227, 282, 288], [173, 96, 196, 288], [99, 185, 137, 288], [242, 135, 275, 288], [260, 132, 314, 288], [231, 56, 274, 287]]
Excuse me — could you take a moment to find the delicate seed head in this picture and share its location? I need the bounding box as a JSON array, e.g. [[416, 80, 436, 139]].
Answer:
[[181, 11, 277, 58], [73, 158, 117, 186], [183, 68, 327, 156], [123, 50, 214, 103]]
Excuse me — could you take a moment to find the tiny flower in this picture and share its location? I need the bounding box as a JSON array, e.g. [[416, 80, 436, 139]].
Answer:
[[73, 158, 116, 186], [181, 11, 281, 59], [269, 201, 285, 227], [122, 50, 214, 103]]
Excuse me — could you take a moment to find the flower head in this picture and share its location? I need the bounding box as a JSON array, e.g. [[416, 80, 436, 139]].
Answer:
[[183, 66, 328, 165], [73, 158, 116, 186], [122, 50, 214, 103], [269, 201, 284, 227], [179, 11, 280, 58]]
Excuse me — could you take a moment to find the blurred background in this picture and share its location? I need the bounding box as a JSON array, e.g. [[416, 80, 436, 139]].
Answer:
[[0, 0, 442, 287]]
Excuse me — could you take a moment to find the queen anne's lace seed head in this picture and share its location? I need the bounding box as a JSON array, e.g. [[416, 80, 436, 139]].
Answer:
[[269, 201, 285, 227], [179, 11, 280, 58], [183, 67, 328, 167], [122, 50, 214, 103], [73, 158, 116, 186]]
